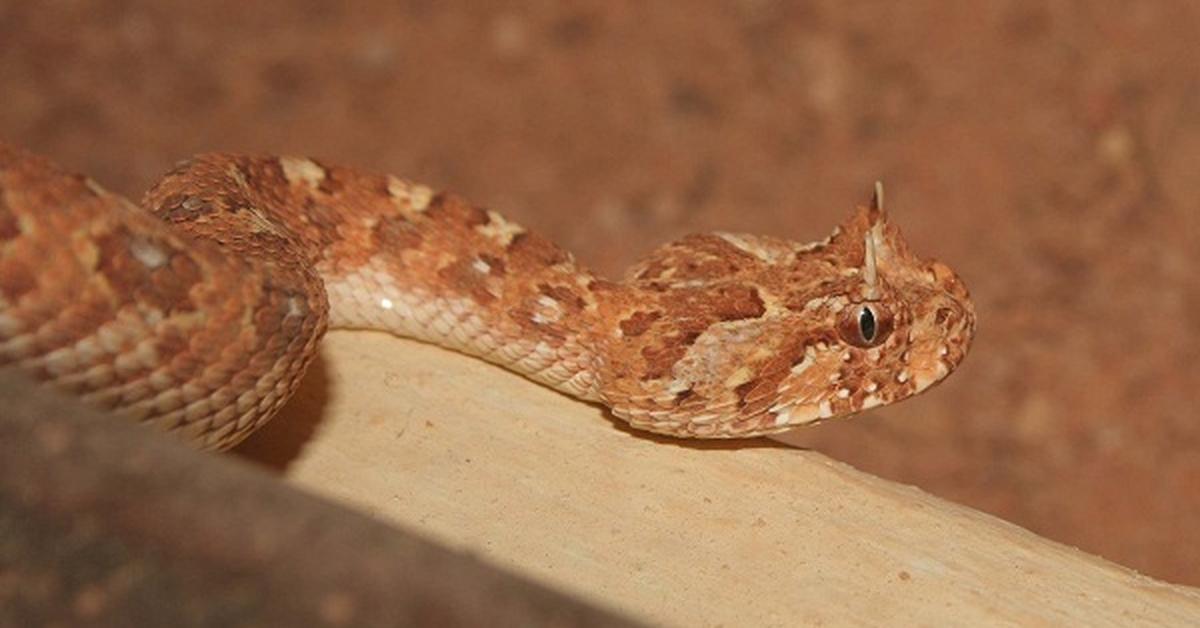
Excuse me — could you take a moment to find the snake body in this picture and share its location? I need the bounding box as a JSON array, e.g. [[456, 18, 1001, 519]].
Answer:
[[0, 142, 974, 449]]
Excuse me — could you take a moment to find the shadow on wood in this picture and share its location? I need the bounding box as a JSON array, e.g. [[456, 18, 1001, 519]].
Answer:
[[0, 370, 637, 627]]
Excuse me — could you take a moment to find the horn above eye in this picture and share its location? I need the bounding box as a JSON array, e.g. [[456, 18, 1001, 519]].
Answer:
[[838, 302, 894, 348]]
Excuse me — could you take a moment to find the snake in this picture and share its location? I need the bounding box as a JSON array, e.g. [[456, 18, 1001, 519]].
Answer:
[[0, 141, 975, 450]]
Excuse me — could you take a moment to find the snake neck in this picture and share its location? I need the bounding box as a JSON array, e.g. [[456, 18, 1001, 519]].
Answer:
[[322, 250, 618, 402]]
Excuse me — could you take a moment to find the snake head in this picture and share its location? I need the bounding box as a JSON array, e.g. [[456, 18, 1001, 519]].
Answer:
[[597, 185, 975, 437]]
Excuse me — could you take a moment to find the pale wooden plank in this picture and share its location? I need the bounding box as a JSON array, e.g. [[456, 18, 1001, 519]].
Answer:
[[237, 331, 1200, 627]]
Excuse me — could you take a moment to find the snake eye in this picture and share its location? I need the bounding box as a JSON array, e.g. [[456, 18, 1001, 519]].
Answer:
[[859, 306, 877, 342], [838, 303, 893, 348]]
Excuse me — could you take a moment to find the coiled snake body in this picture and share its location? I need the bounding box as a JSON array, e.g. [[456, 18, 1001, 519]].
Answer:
[[0, 142, 974, 449]]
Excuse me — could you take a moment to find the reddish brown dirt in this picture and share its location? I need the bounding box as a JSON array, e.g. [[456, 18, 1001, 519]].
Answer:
[[3, 2, 1198, 586]]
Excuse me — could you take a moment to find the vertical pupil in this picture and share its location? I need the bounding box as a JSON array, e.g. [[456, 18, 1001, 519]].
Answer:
[[859, 306, 876, 341]]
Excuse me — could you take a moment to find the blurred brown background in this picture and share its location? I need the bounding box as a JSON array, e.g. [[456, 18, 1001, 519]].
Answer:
[[3, 2, 1198, 586]]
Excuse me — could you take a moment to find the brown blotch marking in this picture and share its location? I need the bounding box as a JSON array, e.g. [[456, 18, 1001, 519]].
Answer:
[[157, 252, 205, 314], [710, 285, 766, 321], [372, 212, 423, 251], [153, 323, 191, 364], [437, 257, 497, 305], [0, 255, 37, 301], [634, 258, 669, 281], [236, 157, 289, 193], [639, 328, 703, 381], [217, 190, 251, 213], [669, 234, 757, 279], [537, 283, 585, 310], [587, 278, 619, 293], [679, 257, 742, 281], [375, 176, 393, 199], [733, 379, 760, 408], [252, 291, 291, 342], [507, 232, 571, 267], [478, 253, 506, 276], [315, 161, 346, 196], [735, 337, 816, 411], [509, 301, 568, 342], [94, 227, 198, 314], [287, 197, 341, 249], [640, 343, 684, 381], [462, 203, 489, 228], [0, 190, 20, 241], [783, 279, 839, 311], [672, 387, 697, 407], [618, 310, 661, 337], [251, 283, 320, 358], [789, 351, 810, 371], [425, 193, 489, 228]]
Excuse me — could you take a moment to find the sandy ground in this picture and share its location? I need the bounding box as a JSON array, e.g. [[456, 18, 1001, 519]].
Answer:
[[3, 2, 1198, 586]]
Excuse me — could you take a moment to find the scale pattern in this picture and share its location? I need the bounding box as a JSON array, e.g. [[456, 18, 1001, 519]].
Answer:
[[0, 142, 974, 449]]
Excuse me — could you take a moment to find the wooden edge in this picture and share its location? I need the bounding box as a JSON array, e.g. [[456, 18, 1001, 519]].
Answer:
[[236, 331, 1200, 627], [0, 371, 639, 628]]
